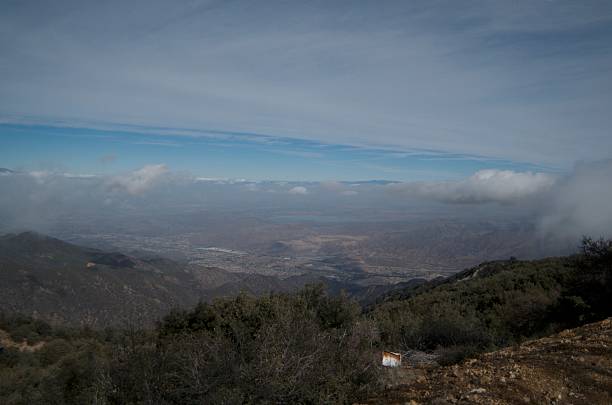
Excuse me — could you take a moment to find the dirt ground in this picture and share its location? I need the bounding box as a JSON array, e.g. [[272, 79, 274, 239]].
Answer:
[[0, 329, 46, 352], [359, 318, 612, 404]]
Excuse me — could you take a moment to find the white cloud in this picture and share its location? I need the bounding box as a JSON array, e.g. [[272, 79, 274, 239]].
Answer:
[[28, 170, 52, 184], [2, 161, 611, 248], [288, 186, 308, 195], [388, 169, 556, 204], [109, 164, 168, 195], [538, 160, 612, 240], [320, 181, 359, 196], [341, 190, 358, 196], [62, 173, 98, 179], [244, 183, 259, 192], [29, 171, 50, 178]]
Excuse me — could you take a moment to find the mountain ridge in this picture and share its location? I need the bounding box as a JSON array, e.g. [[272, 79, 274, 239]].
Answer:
[[0, 232, 405, 325]]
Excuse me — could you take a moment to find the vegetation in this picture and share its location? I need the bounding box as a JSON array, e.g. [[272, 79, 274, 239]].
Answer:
[[0, 287, 381, 404], [372, 236, 612, 364], [0, 238, 610, 404]]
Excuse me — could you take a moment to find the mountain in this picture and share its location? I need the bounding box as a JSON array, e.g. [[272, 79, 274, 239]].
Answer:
[[0, 168, 15, 175], [0, 232, 399, 325], [3, 231, 598, 330], [0, 237, 609, 404], [0, 232, 203, 326]]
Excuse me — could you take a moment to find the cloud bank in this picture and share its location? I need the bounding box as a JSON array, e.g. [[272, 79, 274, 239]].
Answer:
[[388, 169, 556, 204], [539, 160, 612, 240], [386, 162, 612, 241], [0, 162, 611, 245]]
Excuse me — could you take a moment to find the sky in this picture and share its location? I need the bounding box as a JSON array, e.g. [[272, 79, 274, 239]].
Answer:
[[0, 122, 549, 181], [1, 0, 612, 181], [0, 0, 612, 181]]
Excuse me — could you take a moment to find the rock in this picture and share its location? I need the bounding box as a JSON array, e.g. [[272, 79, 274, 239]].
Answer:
[[445, 395, 457, 403], [451, 365, 460, 377]]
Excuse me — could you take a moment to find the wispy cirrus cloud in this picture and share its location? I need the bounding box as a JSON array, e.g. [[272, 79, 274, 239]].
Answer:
[[130, 141, 183, 147], [1, 0, 611, 169]]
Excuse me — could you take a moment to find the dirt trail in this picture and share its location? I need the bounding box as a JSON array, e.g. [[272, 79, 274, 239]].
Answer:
[[0, 329, 46, 352], [360, 318, 612, 404]]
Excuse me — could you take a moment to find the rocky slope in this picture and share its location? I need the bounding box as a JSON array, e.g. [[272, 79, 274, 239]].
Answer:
[[363, 318, 612, 404]]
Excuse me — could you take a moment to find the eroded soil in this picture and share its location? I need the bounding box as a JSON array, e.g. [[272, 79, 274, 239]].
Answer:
[[361, 318, 612, 404]]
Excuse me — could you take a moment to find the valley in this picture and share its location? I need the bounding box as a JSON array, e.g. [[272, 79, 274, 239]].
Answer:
[[48, 209, 570, 288]]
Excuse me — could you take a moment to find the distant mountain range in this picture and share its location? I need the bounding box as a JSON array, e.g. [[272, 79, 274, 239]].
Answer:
[[0, 232, 418, 326]]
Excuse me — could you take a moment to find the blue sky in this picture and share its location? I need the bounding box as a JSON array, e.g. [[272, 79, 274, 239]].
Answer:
[[1, 0, 611, 180], [0, 122, 551, 181]]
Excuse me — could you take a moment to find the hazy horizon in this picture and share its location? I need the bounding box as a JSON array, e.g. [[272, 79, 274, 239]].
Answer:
[[2, 1, 612, 253]]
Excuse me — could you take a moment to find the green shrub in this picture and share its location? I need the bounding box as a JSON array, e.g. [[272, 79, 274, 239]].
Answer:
[[37, 339, 74, 367], [1, 240, 611, 404]]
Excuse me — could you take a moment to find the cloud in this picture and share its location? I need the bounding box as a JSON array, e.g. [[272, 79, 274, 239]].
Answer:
[[267, 149, 323, 159], [28, 171, 51, 183], [386, 162, 612, 241], [27, 170, 98, 181], [244, 183, 259, 192], [1, 161, 610, 249], [319, 181, 344, 192], [108, 164, 168, 195], [130, 141, 182, 147], [388, 169, 556, 204], [1, 1, 612, 168], [341, 190, 358, 196], [538, 160, 612, 240], [62, 173, 98, 179], [320, 181, 359, 196], [288, 186, 308, 195]]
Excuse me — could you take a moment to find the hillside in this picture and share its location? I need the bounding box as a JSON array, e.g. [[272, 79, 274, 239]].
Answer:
[[0, 237, 610, 404], [0, 232, 203, 326], [371, 248, 612, 355], [364, 318, 612, 404], [0, 232, 394, 325]]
